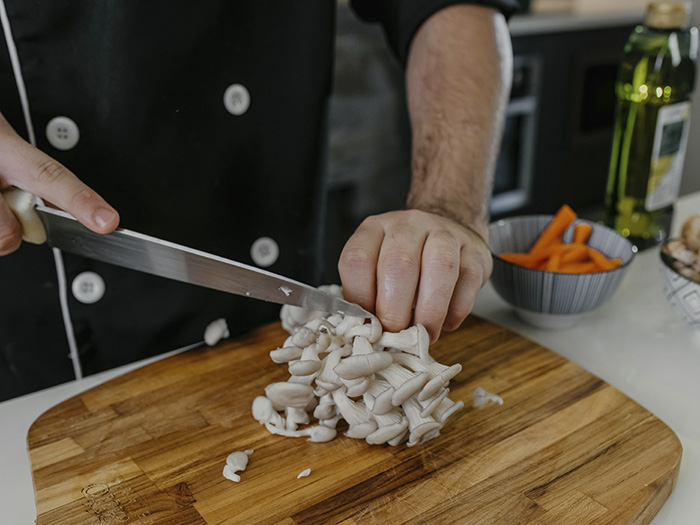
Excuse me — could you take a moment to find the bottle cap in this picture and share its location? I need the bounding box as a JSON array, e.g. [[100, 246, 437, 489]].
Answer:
[[646, 2, 691, 29]]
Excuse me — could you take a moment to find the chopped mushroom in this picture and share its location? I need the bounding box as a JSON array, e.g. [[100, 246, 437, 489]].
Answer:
[[204, 318, 230, 347], [252, 288, 466, 448], [222, 449, 253, 482], [473, 387, 504, 408]]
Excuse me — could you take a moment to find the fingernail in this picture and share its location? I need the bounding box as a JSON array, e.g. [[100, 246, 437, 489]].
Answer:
[[95, 208, 116, 229]]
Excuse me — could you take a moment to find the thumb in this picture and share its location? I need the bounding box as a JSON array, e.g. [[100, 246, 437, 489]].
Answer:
[[0, 134, 119, 234]]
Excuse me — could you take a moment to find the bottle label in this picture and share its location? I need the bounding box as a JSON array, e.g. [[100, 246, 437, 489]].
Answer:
[[645, 101, 691, 212]]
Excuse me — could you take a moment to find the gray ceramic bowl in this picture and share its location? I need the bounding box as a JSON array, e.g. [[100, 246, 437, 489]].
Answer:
[[660, 239, 700, 327], [488, 215, 636, 329]]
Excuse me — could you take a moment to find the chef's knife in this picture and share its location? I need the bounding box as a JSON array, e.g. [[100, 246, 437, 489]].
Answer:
[[4, 188, 369, 318]]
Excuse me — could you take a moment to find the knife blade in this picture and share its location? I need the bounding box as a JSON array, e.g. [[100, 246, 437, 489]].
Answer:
[[18, 198, 369, 318]]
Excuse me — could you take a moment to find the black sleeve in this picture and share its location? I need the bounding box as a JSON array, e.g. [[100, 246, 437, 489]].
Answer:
[[350, 0, 521, 66]]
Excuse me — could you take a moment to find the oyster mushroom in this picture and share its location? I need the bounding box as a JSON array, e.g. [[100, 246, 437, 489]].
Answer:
[[270, 346, 304, 364], [390, 352, 462, 402], [681, 214, 700, 253], [387, 429, 409, 446], [204, 318, 230, 346], [402, 398, 442, 446], [264, 422, 337, 442], [362, 378, 395, 415], [432, 397, 465, 426], [315, 346, 348, 391], [364, 405, 408, 445], [313, 393, 336, 420], [288, 343, 323, 377], [252, 396, 284, 427], [333, 315, 365, 337], [265, 382, 315, 409], [285, 407, 310, 431], [473, 386, 504, 408], [343, 377, 370, 398], [378, 325, 431, 362], [333, 352, 393, 380], [291, 326, 317, 348], [377, 364, 429, 406], [222, 449, 253, 482], [418, 387, 450, 418], [345, 316, 382, 343], [331, 388, 377, 439]]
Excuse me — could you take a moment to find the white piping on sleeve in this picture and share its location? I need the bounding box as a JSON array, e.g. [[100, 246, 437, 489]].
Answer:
[[52, 248, 83, 379], [1, 0, 84, 380]]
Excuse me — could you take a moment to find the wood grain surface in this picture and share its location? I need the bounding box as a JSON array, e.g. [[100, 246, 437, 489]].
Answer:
[[27, 316, 682, 524]]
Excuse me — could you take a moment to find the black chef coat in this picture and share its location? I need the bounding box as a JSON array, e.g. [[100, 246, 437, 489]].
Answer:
[[0, 0, 518, 401]]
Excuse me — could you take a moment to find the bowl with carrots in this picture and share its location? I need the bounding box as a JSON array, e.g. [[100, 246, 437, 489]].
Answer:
[[488, 205, 636, 329]]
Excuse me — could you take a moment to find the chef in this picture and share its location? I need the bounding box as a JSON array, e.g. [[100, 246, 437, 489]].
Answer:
[[0, 0, 517, 400]]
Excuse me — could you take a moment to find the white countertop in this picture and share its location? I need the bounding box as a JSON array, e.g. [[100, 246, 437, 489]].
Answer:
[[3, 195, 700, 524]]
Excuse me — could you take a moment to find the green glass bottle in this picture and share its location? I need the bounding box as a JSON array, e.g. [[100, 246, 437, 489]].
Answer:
[[604, 1, 698, 249]]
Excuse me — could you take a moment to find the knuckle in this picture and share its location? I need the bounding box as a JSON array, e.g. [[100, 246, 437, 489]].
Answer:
[[35, 158, 69, 186], [339, 245, 375, 272], [459, 259, 488, 288], [425, 252, 459, 275], [70, 188, 94, 207], [433, 228, 458, 244], [383, 250, 418, 277], [389, 221, 419, 240]]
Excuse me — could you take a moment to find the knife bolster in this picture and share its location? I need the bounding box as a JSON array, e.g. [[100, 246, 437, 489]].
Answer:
[[3, 188, 47, 244]]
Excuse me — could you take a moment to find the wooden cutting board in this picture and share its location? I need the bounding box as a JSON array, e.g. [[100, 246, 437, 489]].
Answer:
[[27, 316, 681, 524]]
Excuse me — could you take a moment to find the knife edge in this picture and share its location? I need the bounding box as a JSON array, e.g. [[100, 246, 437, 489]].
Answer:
[[36, 205, 370, 318]]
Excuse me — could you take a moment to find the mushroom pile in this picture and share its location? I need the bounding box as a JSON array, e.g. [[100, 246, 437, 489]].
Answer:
[[252, 287, 464, 447], [663, 214, 700, 283]]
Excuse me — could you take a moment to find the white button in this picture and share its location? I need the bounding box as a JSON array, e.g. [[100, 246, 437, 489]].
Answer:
[[223, 84, 250, 115], [46, 116, 80, 150], [250, 237, 279, 267], [71, 271, 105, 304]]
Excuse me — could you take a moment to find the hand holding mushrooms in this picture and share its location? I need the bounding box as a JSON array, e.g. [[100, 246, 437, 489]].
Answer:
[[339, 210, 492, 343], [338, 6, 511, 341]]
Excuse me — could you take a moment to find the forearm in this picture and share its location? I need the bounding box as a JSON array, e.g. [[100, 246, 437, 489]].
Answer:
[[405, 4, 513, 241]]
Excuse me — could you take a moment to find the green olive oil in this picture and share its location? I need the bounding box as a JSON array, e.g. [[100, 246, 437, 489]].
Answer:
[[604, 2, 698, 249]]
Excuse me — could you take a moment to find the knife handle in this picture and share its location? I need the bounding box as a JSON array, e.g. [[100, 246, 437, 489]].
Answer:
[[2, 188, 47, 244]]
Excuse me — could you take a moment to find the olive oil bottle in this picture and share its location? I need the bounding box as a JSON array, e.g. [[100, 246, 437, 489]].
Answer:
[[604, 2, 698, 249]]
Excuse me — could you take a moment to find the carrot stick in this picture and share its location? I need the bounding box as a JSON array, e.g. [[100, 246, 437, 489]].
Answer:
[[529, 205, 577, 255], [560, 244, 588, 263], [586, 247, 620, 271], [498, 252, 547, 267], [545, 253, 561, 272], [572, 223, 592, 244]]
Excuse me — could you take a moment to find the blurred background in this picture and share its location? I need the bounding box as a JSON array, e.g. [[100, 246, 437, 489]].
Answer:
[[322, 0, 700, 283]]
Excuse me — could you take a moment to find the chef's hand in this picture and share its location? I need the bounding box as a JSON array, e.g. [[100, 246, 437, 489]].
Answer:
[[338, 210, 492, 343], [0, 112, 119, 255]]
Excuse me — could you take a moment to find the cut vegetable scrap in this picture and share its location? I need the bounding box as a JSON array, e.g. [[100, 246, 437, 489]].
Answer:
[[222, 450, 253, 482], [498, 205, 621, 274], [473, 387, 503, 408]]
